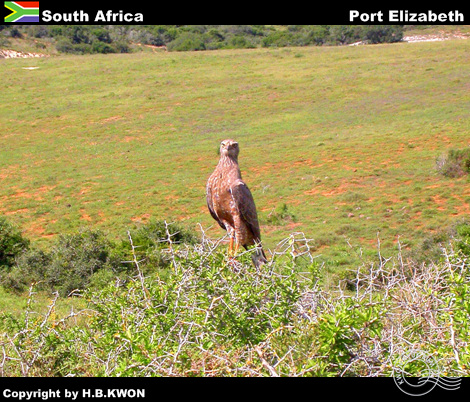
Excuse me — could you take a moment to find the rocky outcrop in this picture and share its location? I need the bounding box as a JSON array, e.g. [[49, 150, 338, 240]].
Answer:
[[0, 49, 48, 59]]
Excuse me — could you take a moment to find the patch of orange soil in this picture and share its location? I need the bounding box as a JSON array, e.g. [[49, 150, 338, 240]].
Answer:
[[131, 213, 151, 222], [25, 217, 57, 238], [432, 195, 447, 211], [248, 159, 324, 177], [451, 190, 470, 216], [0, 164, 26, 181], [322, 187, 347, 197], [286, 222, 303, 230], [101, 115, 122, 124], [6, 185, 56, 201], [304, 188, 320, 196], [453, 203, 470, 216], [4, 208, 29, 216], [425, 183, 442, 190], [77, 183, 99, 196], [321, 178, 367, 197], [81, 213, 92, 222]]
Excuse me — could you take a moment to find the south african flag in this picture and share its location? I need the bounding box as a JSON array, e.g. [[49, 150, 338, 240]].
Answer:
[[5, 1, 39, 22]]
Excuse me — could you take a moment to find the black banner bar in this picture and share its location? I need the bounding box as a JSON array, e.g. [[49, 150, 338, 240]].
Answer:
[[0, 377, 469, 400]]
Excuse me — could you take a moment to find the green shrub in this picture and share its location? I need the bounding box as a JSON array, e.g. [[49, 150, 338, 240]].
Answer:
[[327, 25, 361, 45], [55, 38, 79, 54], [91, 41, 115, 54], [0, 217, 29, 270], [4, 221, 198, 294], [455, 221, 470, 257], [118, 219, 199, 269], [91, 28, 112, 43], [265, 203, 297, 225], [167, 32, 206, 52], [113, 40, 130, 53], [407, 220, 470, 264], [304, 25, 330, 45], [10, 229, 126, 296], [362, 25, 403, 44], [436, 148, 470, 178], [262, 31, 294, 48], [5, 248, 51, 292], [228, 35, 254, 49], [314, 298, 384, 369], [47, 229, 126, 296], [130, 219, 198, 247], [12, 25, 407, 55], [1, 227, 469, 377], [65, 244, 303, 376], [410, 229, 450, 264]]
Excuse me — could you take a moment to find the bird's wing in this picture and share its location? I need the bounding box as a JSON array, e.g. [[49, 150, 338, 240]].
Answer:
[[230, 180, 262, 242], [206, 179, 226, 230]]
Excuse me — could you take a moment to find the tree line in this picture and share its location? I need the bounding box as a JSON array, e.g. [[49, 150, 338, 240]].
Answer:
[[1, 25, 404, 54]]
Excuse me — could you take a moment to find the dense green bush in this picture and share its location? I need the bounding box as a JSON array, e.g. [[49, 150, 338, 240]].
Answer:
[[362, 25, 403, 44], [80, 253, 302, 375], [4, 249, 51, 292], [55, 38, 79, 54], [436, 148, 470, 178], [118, 219, 199, 269], [167, 32, 206, 52], [261, 25, 403, 47], [455, 221, 470, 257], [262, 31, 296, 48], [9, 229, 125, 296], [3, 220, 199, 295], [301, 25, 330, 46], [91, 41, 115, 54], [0, 217, 29, 270], [41, 25, 124, 54], [44, 229, 126, 296]]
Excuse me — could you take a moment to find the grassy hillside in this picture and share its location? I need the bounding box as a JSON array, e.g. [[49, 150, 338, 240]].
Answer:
[[1, 40, 469, 272]]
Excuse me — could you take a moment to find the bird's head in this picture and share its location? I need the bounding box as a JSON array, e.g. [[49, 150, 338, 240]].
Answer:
[[220, 139, 239, 159]]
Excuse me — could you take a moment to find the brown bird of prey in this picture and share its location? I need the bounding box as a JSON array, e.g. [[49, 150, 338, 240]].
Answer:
[[206, 139, 267, 268]]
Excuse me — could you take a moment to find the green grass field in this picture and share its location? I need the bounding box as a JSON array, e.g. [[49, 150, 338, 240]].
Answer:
[[1, 40, 469, 271]]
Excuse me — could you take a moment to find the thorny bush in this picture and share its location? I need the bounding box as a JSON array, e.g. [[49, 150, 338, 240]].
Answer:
[[0, 224, 469, 376]]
